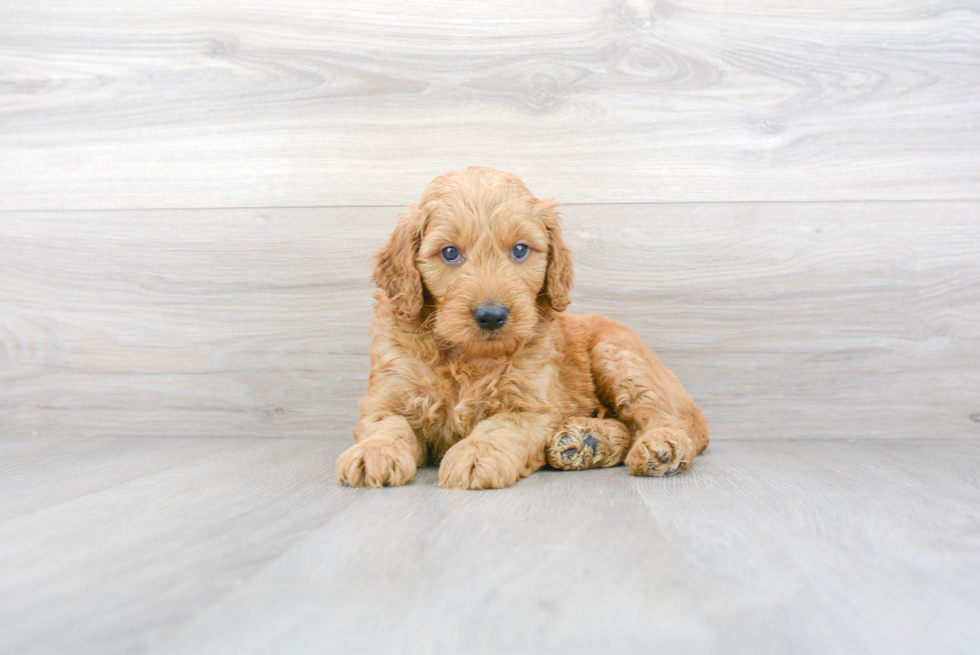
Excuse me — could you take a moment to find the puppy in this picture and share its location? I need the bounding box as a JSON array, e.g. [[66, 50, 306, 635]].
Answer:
[[337, 167, 708, 489]]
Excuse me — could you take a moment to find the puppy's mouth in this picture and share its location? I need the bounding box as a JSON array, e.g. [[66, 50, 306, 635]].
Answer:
[[449, 324, 519, 357], [464, 324, 513, 350], [429, 300, 531, 356]]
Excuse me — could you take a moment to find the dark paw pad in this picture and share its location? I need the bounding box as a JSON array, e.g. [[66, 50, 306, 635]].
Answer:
[[645, 459, 681, 476], [549, 427, 604, 471]]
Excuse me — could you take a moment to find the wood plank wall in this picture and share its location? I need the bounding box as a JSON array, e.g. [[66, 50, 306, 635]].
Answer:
[[1, 1, 978, 440]]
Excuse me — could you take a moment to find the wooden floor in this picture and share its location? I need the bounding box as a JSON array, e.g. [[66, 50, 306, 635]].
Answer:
[[2, 435, 978, 655]]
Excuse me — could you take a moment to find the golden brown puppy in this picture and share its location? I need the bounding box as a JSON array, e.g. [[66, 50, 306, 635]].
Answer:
[[336, 167, 708, 490]]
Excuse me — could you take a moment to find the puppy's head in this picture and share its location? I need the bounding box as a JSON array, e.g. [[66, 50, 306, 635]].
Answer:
[[373, 167, 573, 356]]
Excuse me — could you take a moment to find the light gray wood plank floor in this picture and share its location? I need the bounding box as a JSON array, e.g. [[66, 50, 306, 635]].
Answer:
[[1, 435, 978, 655]]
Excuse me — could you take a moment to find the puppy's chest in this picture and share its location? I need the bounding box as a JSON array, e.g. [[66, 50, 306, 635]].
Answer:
[[411, 362, 548, 438]]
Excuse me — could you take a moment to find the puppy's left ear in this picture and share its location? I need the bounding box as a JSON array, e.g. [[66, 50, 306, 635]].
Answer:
[[373, 206, 425, 321], [536, 199, 573, 312]]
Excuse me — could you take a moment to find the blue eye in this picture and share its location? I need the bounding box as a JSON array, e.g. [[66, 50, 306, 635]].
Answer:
[[441, 246, 461, 264], [511, 243, 529, 261]]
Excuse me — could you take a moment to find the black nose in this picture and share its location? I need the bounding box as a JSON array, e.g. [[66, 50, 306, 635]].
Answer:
[[472, 304, 509, 331]]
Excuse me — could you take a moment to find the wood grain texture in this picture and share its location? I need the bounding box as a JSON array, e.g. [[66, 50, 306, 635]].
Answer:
[[0, 436, 245, 521], [0, 436, 978, 654], [1, 202, 978, 440], [1, 0, 978, 210]]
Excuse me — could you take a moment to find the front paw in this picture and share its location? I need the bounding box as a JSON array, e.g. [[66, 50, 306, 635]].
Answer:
[[438, 439, 523, 490], [336, 438, 417, 488], [626, 428, 696, 477]]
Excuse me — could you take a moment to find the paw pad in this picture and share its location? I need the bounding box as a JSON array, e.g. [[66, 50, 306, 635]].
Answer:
[[548, 429, 602, 470]]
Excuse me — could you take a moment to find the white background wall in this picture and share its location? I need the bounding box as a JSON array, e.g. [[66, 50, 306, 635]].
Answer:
[[2, 0, 978, 440]]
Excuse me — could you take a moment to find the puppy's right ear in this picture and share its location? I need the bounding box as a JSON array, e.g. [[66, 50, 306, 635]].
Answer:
[[372, 207, 425, 321]]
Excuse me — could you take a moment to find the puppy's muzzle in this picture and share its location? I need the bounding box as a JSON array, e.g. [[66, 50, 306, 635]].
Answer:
[[472, 304, 509, 331]]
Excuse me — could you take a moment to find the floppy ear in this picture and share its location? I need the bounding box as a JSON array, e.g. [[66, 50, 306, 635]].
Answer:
[[372, 207, 425, 321], [537, 199, 573, 312]]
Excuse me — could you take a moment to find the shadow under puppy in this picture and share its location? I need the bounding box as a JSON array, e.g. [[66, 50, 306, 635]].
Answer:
[[337, 167, 708, 490]]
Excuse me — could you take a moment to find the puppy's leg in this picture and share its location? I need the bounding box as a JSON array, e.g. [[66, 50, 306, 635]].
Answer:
[[438, 413, 552, 490], [589, 318, 709, 477], [336, 415, 425, 488], [547, 417, 631, 471]]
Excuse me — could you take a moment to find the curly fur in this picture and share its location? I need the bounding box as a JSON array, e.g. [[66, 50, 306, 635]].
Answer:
[[337, 167, 708, 489]]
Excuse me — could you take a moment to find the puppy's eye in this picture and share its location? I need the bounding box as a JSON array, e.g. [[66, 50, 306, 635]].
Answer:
[[511, 243, 529, 261], [441, 246, 461, 264]]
